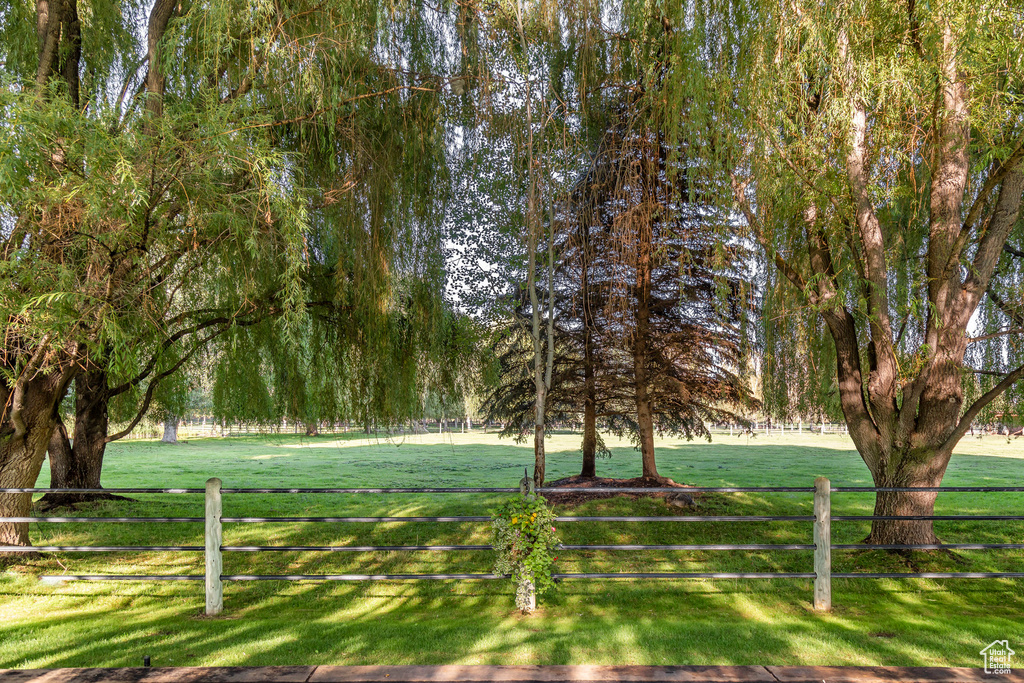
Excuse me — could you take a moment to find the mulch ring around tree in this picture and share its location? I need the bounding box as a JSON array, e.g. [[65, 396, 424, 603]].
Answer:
[[541, 476, 699, 509]]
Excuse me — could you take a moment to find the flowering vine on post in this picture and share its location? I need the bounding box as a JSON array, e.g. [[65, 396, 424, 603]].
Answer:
[[490, 476, 560, 613]]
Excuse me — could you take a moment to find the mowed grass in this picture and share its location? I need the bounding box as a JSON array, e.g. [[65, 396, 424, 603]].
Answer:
[[1, 429, 1022, 669]]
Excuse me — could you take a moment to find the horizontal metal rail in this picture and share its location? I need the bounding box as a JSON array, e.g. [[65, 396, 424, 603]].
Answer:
[[40, 575, 203, 581], [222, 572, 817, 581], [220, 487, 818, 493], [834, 572, 1024, 579], [223, 488, 519, 493], [559, 543, 816, 550], [0, 488, 203, 494], [553, 572, 816, 579], [223, 545, 492, 552], [213, 515, 816, 523], [12, 543, 1019, 553], [833, 543, 1024, 550], [224, 573, 505, 581], [0, 517, 204, 523], [833, 515, 1024, 521], [832, 487, 1024, 492], [219, 543, 818, 552], [0, 546, 202, 552], [221, 516, 490, 523], [555, 515, 815, 522], [35, 571, 1023, 583], [11, 542, 1019, 553], [0, 486, 816, 493], [5, 486, 1024, 494], [540, 487, 816, 493]]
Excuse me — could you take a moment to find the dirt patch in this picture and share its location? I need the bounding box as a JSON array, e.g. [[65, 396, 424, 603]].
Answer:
[[541, 475, 698, 508]]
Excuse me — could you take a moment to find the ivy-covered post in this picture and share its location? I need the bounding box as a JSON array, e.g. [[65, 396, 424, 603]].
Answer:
[[492, 470, 557, 614], [518, 469, 537, 611]]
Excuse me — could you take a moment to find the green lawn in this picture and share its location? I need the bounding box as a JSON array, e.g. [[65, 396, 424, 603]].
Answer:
[[1, 430, 1022, 669]]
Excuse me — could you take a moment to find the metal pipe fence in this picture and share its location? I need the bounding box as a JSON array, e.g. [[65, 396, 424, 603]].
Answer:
[[3, 477, 1023, 615]]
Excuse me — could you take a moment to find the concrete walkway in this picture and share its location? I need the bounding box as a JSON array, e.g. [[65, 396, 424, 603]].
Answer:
[[0, 665, 1022, 683]]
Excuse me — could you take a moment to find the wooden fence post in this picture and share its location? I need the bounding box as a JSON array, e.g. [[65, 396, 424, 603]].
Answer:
[[813, 476, 831, 611], [205, 477, 223, 616]]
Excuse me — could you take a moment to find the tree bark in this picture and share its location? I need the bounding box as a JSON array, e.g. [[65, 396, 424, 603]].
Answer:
[[161, 415, 178, 443], [305, 423, 319, 436], [40, 369, 125, 508], [1, 369, 74, 550], [633, 213, 658, 480], [858, 449, 952, 544], [0, 430, 53, 550], [534, 420, 546, 487], [867, 489, 940, 545], [580, 216, 597, 479], [581, 389, 597, 478]]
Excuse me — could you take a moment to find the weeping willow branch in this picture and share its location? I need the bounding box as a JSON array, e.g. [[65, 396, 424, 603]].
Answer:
[[944, 363, 1024, 452]]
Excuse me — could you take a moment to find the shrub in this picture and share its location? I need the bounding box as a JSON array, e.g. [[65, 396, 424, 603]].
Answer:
[[490, 494, 560, 612]]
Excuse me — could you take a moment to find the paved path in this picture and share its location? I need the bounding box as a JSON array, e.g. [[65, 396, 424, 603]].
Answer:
[[1, 665, 1022, 683]]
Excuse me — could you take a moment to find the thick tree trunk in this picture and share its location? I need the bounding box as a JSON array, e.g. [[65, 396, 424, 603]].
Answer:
[[305, 423, 319, 436], [40, 369, 121, 508], [861, 454, 949, 545], [1, 373, 72, 551], [161, 415, 178, 443], [0, 432, 52, 550], [46, 418, 75, 486], [867, 488, 940, 545]]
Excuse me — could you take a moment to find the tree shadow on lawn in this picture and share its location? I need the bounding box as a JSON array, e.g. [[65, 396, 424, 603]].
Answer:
[[2, 571, 1022, 670], [2, 532, 1024, 671], [6, 460, 1024, 670]]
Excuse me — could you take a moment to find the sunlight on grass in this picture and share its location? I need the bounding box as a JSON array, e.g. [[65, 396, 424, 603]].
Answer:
[[2, 430, 1022, 668]]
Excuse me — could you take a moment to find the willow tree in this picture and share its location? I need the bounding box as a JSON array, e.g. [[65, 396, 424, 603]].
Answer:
[[0, 0, 459, 548], [661, 0, 1024, 543]]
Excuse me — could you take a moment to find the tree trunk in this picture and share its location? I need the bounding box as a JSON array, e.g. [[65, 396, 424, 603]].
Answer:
[[1, 372, 72, 551], [305, 423, 319, 436], [636, 380, 658, 479], [0, 432, 52, 550], [861, 453, 949, 545], [580, 397, 597, 478], [161, 415, 178, 443], [633, 212, 658, 480], [40, 369, 122, 508], [580, 216, 597, 479], [534, 420, 546, 487]]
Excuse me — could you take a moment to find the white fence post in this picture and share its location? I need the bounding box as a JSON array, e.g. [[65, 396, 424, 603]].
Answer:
[[813, 476, 831, 612], [205, 477, 223, 616]]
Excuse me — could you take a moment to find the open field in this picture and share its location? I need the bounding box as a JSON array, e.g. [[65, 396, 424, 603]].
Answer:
[[1, 430, 1022, 669]]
